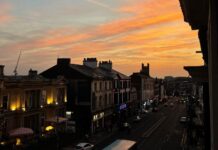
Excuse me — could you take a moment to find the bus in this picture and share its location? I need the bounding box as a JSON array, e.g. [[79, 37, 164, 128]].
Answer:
[[103, 139, 137, 150]]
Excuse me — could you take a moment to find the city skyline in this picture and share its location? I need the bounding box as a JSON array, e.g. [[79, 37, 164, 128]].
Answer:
[[0, 0, 203, 77]]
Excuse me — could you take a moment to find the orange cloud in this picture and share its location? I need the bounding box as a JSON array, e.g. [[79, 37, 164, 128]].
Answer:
[[0, 2, 13, 24], [0, 0, 203, 77]]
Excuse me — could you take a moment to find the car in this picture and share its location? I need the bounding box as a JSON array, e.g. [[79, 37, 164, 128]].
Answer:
[[180, 116, 189, 123], [133, 116, 141, 122], [152, 107, 158, 112], [74, 143, 94, 150], [119, 122, 131, 131], [164, 103, 168, 107], [123, 122, 130, 128], [170, 103, 174, 107], [141, 109, 148, 114]]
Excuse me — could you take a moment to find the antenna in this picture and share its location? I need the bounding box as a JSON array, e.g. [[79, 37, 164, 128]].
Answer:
[[14, 50, 22, 76]]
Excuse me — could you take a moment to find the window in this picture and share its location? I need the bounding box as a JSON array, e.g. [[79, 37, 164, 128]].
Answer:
[[25, 90, 40, 109], [99, 96, 102, 107], [124, 92, 127, 102], [92, 93, 96, 110], [123, 81, 127, 88], [114, 93, 118, 105], [114, 80, 117, 88], [57, 88, 65, 104], [105, 82, 108, 90], [127, 81, 130, 88], [105, 94, 107, 106], [94, 82, 97, 91], [3, 95, 8, 109], [109, 94, 112, 105], [119, 93, 122, 104], [100, 82, 102, 91], [41, 90, 46, 105]]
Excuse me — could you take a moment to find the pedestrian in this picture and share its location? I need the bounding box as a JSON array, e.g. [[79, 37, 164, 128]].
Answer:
[[85, 134, 89, 142], [110, 124, 113, 132], [127, 125, 131, 134]]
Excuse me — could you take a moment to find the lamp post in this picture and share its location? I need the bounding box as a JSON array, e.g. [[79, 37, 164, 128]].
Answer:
[[56, 106, 60, 150]]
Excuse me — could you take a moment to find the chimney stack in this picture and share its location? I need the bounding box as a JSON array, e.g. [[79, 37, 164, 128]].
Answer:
[[83, 58, 98, 68], [99, 60, 112, 71], [57, 58, 71, 66], [28, 69, 38, 78], [0, 65, 4, 77]]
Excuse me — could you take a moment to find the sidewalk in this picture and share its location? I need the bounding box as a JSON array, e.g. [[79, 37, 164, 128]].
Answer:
[[180, 127, 204, 150], [89, 129, 117, 144], [89, 115, 137, 144], [88, 111, 151, 145]]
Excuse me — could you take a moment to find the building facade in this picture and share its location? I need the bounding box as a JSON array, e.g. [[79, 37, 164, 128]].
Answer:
[[0, 67, 67, 140], [130, 63, 154, 109], [41, 58, 132, 136], [154, 78, 165, 102]]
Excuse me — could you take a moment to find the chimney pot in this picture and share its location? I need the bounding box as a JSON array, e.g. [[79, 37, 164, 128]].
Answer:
[[29, 69, 38, 77], [83, 58, 98, 68], [99, 60, 112, 71]]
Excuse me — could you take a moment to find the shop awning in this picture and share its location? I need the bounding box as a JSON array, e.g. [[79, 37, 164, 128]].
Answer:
[[9, 127, 34, 137], [46, 117, 68, 123]]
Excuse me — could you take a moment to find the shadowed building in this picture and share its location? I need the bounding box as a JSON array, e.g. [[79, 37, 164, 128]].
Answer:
[[154, 78, 165, 102], [41, 58, 131, 136], [0, 67, 67, 139], [130, 63, 154, 110], [179, 0, 218, 149]]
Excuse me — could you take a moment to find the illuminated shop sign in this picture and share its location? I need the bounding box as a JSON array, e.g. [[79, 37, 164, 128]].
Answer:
[[119, 104, 127, 110], [93, 112, 104, 121]]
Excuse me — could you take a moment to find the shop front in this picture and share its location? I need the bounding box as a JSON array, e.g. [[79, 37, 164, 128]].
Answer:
[[92, 112, 104, 134]]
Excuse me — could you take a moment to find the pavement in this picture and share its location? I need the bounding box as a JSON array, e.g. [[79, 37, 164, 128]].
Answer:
[[88, 108, 153, 145]]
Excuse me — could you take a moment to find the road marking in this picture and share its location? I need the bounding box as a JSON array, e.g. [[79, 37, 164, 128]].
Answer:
[[142, 116, 167, 138], [180, 128, 186, 148]]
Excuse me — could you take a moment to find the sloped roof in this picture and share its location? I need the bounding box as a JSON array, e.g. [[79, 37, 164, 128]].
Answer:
[[130, 72, 151, 79], [3, 75, 49, 82], [70, 64, 104, 79], [70, 64, 129, 80], [41, 61, 129, 80]]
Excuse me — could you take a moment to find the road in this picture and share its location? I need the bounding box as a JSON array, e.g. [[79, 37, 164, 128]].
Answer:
[[94, 99, 186, 150]]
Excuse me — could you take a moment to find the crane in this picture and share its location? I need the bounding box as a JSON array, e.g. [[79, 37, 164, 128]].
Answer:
[[14, 50, 22, 76]]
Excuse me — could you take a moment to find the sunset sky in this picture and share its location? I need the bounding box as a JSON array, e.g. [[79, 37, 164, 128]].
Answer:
[[0, 0, 203, 77]]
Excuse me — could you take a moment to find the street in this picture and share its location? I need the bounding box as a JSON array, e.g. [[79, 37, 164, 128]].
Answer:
[[94, 99, 186, 150]]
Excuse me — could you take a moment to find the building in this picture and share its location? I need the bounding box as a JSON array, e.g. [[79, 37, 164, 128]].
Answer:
[[154, 78, 165, 102], [179, 0, 218, 149], [164, 77, 193, 97], [130, 63, 154, 110], [41, 58, 131, 136], [0, 67, 67, 140], [130, 87, 137, 115]]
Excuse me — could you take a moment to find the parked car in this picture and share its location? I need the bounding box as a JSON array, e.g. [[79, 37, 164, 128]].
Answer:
[[152, 107, 158, 112], [170, 103, 174, 107], [133, 116, 141, 122], [119, 122, 131, 131], [141, 109, 150, 114], [179, 116, 189, 123], [74, 143, 94, 150], [123, 122, 130, 128]]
